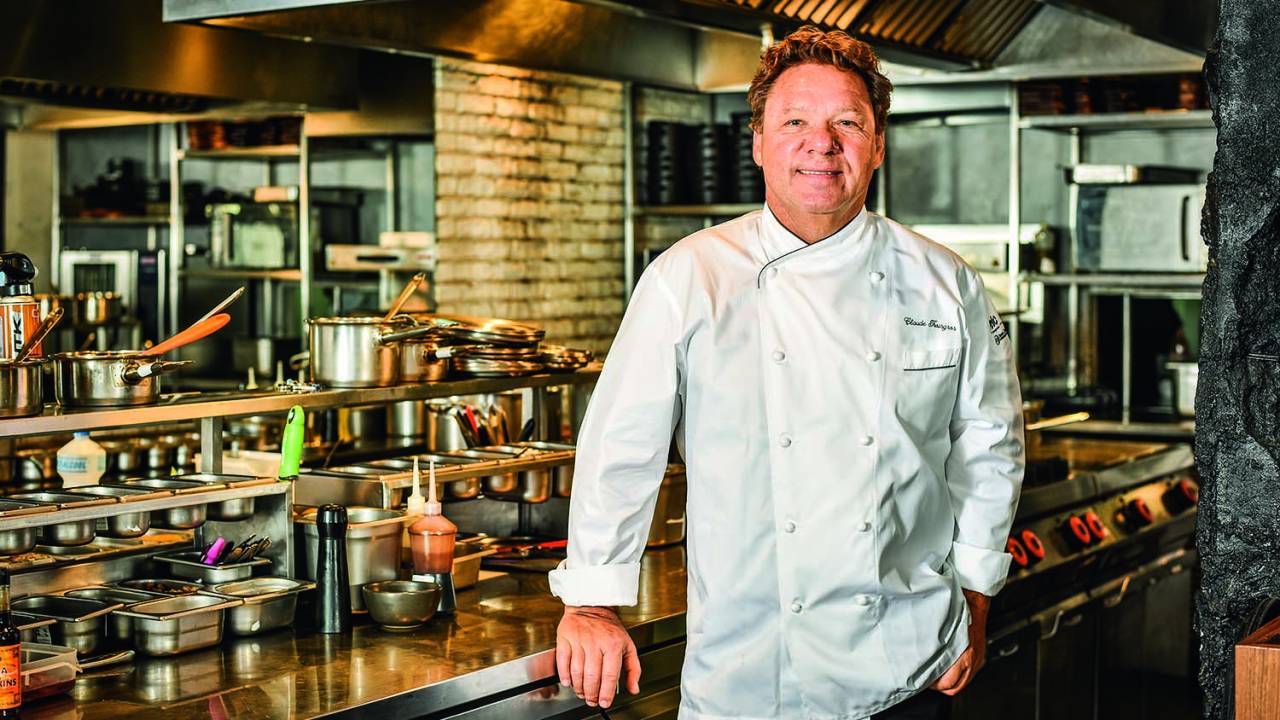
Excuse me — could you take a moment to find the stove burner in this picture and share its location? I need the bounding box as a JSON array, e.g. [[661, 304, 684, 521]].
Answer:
[[1024, 456, 1070, 487]]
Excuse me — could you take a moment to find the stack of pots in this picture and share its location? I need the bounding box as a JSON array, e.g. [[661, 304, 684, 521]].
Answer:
[[307, 316, 444, 388]]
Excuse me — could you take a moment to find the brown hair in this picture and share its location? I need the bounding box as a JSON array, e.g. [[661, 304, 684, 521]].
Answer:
[[748, 26, 893, 133]]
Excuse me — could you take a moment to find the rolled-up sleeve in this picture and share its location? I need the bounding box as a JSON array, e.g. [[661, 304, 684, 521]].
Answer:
[[944, 270, 1025, 597], [548, 266, 684, 607]]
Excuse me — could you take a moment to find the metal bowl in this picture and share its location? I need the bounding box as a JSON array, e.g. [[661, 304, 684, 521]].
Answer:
[[169, 473, 256, 521], [361, 580, 441, 631], [0, 499, 49, 555]]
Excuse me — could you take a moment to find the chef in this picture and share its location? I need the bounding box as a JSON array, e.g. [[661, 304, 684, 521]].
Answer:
[[549, 25, 1024, 720]]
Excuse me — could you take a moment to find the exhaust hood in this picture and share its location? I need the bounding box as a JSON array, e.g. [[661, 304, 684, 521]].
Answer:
[[164, 0, 1212, 91]]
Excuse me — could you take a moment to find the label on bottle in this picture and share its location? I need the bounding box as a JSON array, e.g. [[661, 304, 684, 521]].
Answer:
[[0, 643, 20, 709]]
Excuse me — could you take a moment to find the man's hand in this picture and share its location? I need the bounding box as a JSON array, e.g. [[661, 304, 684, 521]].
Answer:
[[930, 589, 990, 696], [556, 606, 642, 709]]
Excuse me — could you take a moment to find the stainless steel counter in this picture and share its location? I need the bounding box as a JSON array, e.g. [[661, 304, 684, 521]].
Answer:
[[24, 545, 688, 720]]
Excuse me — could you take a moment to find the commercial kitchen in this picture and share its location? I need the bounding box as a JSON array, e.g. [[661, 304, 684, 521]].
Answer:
[[0, 1, 1272, 718]]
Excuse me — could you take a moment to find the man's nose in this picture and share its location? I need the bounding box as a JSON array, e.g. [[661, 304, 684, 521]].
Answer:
[[806, 126, 841, 153]]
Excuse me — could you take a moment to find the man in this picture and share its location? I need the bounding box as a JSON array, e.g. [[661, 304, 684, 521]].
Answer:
[[549, 26, 1024, 720]]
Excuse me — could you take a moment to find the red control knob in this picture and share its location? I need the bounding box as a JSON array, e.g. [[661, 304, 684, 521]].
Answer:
[[1122, 498, 1154, 528], [1006, 538, 1029, 569], [1084, 510, 1108, 540], [1020, 529, 1046, 563], [1164, 478, 1200, 514], [1065, 515, 1093, 549]]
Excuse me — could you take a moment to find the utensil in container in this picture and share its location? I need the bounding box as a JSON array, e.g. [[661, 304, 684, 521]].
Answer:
[[13, 306, 62, 363], [154, 549, 270, 583], [140, 313, 231, 357], [195, 286, 245, 324], [382, 272, 427, 322]]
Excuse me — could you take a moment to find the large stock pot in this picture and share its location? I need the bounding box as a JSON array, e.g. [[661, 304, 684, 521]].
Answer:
[[307, 316, 441, 388]]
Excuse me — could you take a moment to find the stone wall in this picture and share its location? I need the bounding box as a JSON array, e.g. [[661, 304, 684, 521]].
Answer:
[[433, 60, 625, 353], [1197, 2, 1280, 717]]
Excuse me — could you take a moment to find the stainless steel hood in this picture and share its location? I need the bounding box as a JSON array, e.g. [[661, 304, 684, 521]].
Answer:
[[0, 0, 362, 129], [164, 0, 1213, 91]]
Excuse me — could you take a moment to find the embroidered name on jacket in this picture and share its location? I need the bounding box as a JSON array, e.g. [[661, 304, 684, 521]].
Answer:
[[904, 316, 957, 332]]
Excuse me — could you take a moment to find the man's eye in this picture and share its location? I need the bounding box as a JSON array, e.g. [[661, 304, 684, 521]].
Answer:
[[784, 119, 803, 127], [838, 120, 861, 128]]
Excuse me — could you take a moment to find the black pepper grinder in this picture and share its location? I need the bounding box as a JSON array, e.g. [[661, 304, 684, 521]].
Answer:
[[315, 504, 351, 634]]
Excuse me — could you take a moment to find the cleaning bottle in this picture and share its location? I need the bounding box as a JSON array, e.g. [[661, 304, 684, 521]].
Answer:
[[56, 432, 107, 488], [408, 460, 458, 613]]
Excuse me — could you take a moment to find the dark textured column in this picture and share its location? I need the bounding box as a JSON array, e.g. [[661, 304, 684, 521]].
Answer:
[[1196, 2, 1280, 718]]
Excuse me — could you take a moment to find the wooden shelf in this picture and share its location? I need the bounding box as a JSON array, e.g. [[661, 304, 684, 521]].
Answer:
[[181, 267, 303, 281]]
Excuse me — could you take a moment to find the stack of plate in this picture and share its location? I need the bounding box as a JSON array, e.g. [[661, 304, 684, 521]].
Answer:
[[692, 123, 734, 205], [451, 347, 546, 378], [412, 314, 545, 346], [730, 112, 765, 204], [541, 345, 593, 372], [645, 121, 689, 205]]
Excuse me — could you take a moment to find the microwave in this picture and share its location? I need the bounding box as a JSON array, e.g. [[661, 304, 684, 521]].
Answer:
[[1076, 184, 1207, 272]]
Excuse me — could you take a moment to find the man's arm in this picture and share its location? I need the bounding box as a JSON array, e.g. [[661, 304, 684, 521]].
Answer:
[[943, 269, 1025, 598], [549, 266, 685, 708], [930, 270, 1024, 696]]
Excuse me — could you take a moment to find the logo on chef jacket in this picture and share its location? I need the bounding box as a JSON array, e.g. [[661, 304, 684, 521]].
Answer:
[[988, 314, 1008, 346], [903, 316, 957, 333]]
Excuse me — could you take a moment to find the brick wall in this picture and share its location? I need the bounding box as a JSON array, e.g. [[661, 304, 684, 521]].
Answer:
[[433, 60, 626, 354]]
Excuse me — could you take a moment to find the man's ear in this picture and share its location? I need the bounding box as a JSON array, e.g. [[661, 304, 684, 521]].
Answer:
[[752, 129, 763, 168]]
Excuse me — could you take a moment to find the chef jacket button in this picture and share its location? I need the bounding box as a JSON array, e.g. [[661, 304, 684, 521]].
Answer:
[[858, 521, 872, 533], [859, 435, 874, 446], [772, 349, 787, 363], [866, 350, 881, 362], [790, 601, 804, 614], [783, 520, 797, 533], [779, 434, 793, 448], [868, 271, 885, 284], [855, 594, 875, 606]]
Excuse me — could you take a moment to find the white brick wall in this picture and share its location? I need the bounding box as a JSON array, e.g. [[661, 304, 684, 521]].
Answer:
[[434, 60, 625, 353]]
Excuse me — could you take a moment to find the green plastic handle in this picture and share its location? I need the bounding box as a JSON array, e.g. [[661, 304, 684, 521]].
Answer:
[[278, 405, 306, 480]]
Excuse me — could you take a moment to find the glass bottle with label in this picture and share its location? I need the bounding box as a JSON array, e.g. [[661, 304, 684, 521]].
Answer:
[[0, 569, 21, 717]]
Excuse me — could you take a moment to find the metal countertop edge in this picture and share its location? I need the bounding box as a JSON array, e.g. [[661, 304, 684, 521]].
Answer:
[[314, 611, 689, 719]]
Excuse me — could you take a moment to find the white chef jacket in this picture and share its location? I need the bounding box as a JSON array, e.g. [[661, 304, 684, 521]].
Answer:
[[549, 205, 1024, 720]]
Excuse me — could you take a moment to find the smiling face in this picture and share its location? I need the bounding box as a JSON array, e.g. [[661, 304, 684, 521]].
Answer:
[[752, 63, 885, 240]]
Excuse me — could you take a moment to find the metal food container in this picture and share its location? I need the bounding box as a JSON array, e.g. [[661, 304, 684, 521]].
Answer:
[[440, 448, 520, 497], [295, 506, 407, 611], [71, 291, 122, 327], [68, 484, 156, 538], [646, 467, 687, 548], [8, 491, 113, 547], [0, 359, 44, 418], [12, 595, 121, 655], [107, 478, 208, 529], [169, 472, 259, 521], [16, 616, 57, 643], [208, 577, 314, 636], [452, 545, 495, 590], [414, 452, 488, 501], [63, 586, 164, 644], [116, 578, 204, 596], [154, 549, 270, 583], [486, 444, 552, 503], [1167, 361, 1198, 418], [516, 441, 576, 497], [115, 594, 243, 656], [0, 499, 53, 555]]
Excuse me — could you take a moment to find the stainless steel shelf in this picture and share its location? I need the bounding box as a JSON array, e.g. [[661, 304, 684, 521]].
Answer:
[[176, 145, 301, 159], [1024, 272, 1205, 288], [632, 204, 758, 217], [0, 368, 601, 438], [60, 216, 170, 226], [1018, 110, 1214, 131], [0, 481, 287, 532], [181, 267, 303, 281], [1041, 419, 1195, 440]]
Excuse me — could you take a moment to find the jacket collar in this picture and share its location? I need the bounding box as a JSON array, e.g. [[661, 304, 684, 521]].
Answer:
[[759, 203, 871, 262]]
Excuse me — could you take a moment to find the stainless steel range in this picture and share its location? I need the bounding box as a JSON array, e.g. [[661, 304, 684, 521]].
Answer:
[[953, 437, 1200, 720]]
